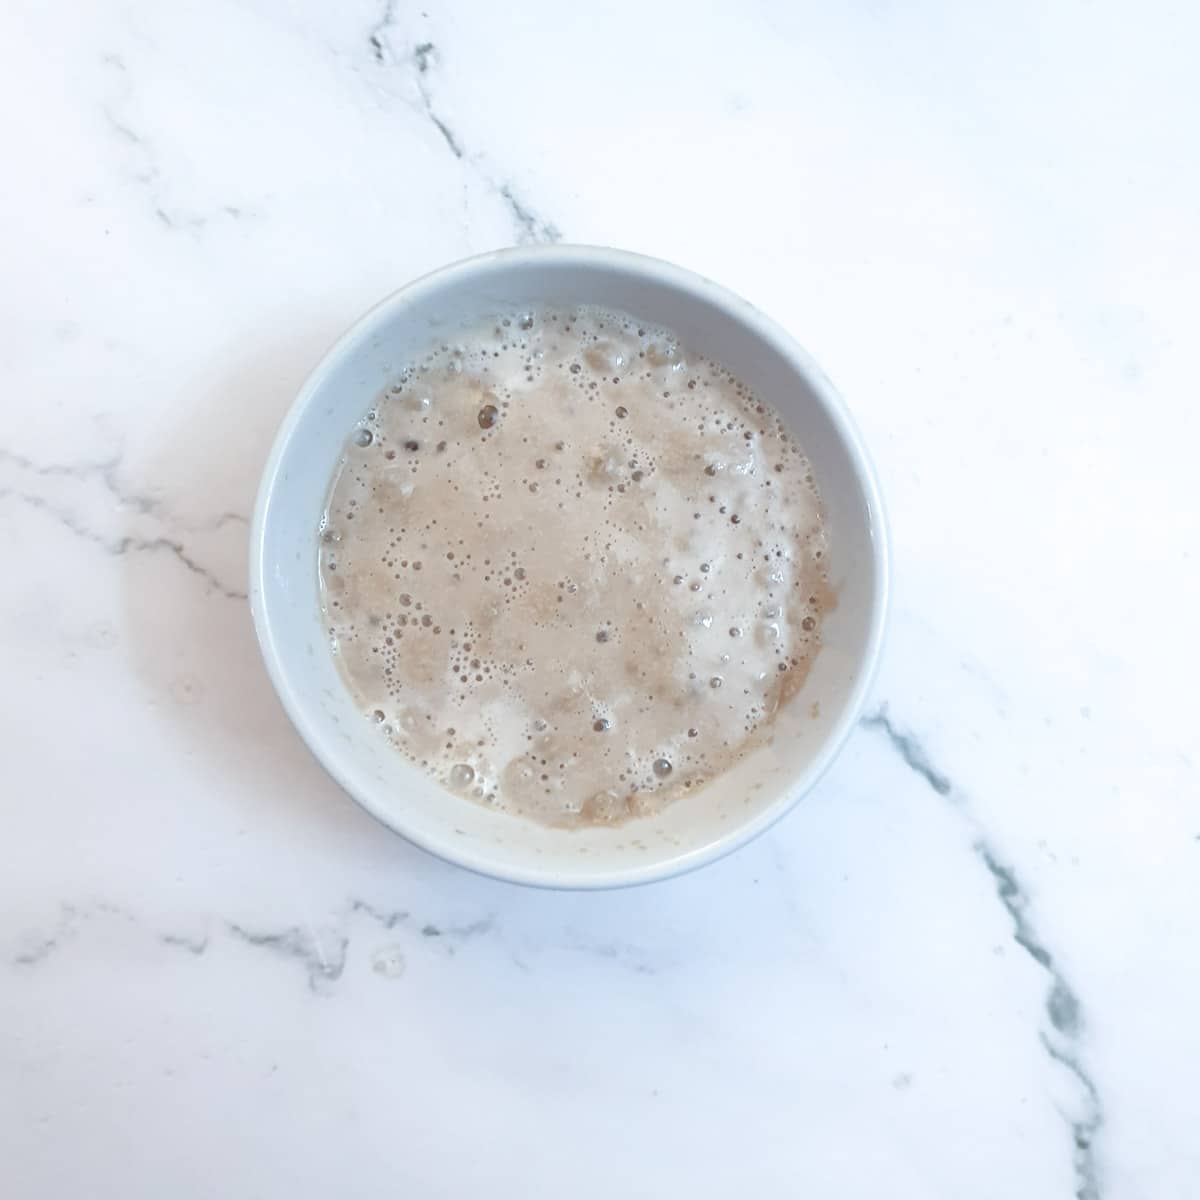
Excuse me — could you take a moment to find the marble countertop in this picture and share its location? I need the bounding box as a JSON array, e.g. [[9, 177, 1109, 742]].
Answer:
[[3, 2, 1197, 1197]]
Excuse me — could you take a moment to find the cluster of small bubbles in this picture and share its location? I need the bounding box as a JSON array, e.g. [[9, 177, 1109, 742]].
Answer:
[[317, 303, 830, 829]]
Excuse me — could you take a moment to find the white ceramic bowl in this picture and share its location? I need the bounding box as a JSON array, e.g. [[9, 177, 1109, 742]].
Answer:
[[250, 246, 888, 888]]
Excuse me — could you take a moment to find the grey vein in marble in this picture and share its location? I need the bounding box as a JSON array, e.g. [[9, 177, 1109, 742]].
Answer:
[[367, 18, 560, 245], [410, 41, 560, 243], [1, 449, 155, 514], [420, 916, 493, 942], [862, 706, 1104, 1199], [226, 923, 349, 994], [12, 906, 80, 967], [0, 488, 247, 601], [367, 0, 398, 66], [0, 448, 248, 601], [349, 898, 409, 929], [9, 897, 499, 992], [860, 708, 952, 796], [160, 932, 210, 955], [982, 849, 1102, 1199], [1041, 1033, 1104, 1200], [101, 53, 245, 233], [9, 902, 205, 968], [566, 936, 657, 976], [412, 42, 464, 159], [978, 849, 1080, 1035]]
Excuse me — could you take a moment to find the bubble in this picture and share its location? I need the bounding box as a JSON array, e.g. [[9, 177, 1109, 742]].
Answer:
[[372, 709, 385, 722], [729, 626, 742, 638], [652, 758, 673, 778], [593, 718, 610, 732], [688, 728, 699, 738], [518, 313, 534, 330], [615, 406, 628, 418], [478, 404, 500, 429], [802, 616, 816, 631], [353, 428, 373, 447], [595, 629, 610, 643], [583, 789, 623, 821], [450, 764, 475, 787], [709, 676, 723, 689], [372, 946, 407, 978]]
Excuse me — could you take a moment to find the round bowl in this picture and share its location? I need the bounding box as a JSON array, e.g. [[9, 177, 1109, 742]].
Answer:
[[250, 245, 888, 888]]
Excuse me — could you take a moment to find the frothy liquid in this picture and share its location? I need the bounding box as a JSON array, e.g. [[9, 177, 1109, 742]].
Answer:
[[319, 307, 829, 827]]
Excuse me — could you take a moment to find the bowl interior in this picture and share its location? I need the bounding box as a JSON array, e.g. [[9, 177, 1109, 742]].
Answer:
[[251, 248, 886, 886]]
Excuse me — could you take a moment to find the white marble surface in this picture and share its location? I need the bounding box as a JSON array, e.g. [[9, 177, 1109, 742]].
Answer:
[[2, 2, 1197, 1196]]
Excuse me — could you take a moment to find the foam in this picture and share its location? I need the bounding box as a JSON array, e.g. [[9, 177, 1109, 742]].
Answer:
[[319, 306, 829, 828]]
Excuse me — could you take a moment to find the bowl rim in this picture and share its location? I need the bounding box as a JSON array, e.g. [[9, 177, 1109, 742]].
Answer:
[[249, 244, 890, 889]]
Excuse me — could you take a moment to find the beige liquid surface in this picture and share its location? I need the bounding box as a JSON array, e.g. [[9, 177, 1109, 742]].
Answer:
[[319, 307, 829, 827]]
